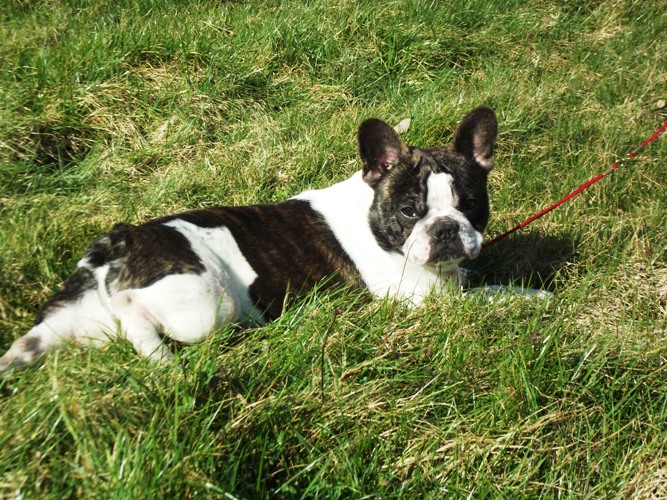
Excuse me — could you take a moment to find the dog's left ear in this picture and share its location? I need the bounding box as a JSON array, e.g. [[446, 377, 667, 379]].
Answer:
[[453, 107, 498, 171], [358, 118, 410, 187]]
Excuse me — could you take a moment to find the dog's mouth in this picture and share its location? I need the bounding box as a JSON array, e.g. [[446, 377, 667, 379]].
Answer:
[[432, 248, 478, 264], [400, 214, 485, 267], [403, 241, 473, 267]]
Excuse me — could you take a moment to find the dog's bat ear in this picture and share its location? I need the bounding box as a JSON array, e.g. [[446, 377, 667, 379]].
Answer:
[[453, 107, 497, 171], [358, 118, 410, 187]]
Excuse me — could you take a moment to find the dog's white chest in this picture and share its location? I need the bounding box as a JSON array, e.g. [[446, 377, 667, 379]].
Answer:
[[295, 173, 452, 303]]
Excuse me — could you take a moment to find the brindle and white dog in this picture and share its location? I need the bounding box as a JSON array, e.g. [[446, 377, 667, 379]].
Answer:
[[1, 107, 499, 370]]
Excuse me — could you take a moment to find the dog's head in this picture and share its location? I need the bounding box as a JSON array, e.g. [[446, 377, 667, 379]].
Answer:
[[359, 106, 497, 268]]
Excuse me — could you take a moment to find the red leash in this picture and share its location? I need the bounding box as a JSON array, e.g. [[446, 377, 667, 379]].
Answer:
[[483, 122, 667, 250]]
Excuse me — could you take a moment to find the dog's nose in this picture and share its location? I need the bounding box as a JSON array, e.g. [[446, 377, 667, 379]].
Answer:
[[429, 219, 459, 242]]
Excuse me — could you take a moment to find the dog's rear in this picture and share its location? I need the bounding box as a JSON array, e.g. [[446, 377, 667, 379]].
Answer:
[[0, 202, 365, 370], [1, 223, 221, 368]]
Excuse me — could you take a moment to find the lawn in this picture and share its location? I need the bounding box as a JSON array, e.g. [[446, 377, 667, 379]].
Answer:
[[1, 0, 666, 497]]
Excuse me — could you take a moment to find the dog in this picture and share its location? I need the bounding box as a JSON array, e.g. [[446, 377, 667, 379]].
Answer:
[[0, 106, 498, 370]]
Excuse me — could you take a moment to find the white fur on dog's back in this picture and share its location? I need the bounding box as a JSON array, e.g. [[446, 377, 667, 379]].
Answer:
[[0, 220, 268, 369], [163, 219, 265, 324]]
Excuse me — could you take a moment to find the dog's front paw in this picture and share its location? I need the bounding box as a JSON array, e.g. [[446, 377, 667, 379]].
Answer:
[[465, 285, 553, 301]]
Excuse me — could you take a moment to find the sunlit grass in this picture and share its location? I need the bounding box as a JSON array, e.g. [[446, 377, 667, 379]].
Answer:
[[1, 0, 666, 497]]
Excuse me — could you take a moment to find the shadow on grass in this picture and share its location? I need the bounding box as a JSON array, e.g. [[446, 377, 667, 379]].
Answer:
[[464, 230, 580, 291]]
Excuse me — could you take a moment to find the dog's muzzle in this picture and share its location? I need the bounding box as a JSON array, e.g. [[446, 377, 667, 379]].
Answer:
[[403, 216, 482, 266]]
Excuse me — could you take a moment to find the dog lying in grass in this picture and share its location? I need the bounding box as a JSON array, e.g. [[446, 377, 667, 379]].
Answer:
[[1, 107, 503, 370]]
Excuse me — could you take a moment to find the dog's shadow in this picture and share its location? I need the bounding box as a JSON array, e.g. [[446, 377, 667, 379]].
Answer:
[[463, 231, 579, 292]]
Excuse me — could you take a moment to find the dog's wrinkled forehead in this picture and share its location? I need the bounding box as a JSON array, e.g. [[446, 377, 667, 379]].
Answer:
[[425, 171, 456, 212], [407, 147, 471, 199], [412, 147, 472, 178], [373, 146, 479, 214]]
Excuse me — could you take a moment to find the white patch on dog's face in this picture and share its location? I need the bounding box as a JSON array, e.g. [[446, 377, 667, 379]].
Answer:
[[426, 171, 456, 209], [402, 172, 484, 266]]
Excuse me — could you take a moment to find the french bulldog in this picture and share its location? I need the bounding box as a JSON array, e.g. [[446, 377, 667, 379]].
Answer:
[[0, 106, 498, 370]]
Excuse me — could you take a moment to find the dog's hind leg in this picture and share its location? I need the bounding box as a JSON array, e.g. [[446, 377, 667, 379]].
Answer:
[[110, 290, 173, 363], [0, 268, 118, 371], [109, 272, 234, 364], [0, 318, 112, 371]]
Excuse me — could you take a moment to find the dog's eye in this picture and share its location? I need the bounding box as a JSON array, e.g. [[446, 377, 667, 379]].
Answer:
[[463, 198, 478, 210], [400, 206, 418, 219]]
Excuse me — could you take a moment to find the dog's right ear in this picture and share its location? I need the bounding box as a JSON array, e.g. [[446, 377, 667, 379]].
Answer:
[[358, 118, 410, 187]]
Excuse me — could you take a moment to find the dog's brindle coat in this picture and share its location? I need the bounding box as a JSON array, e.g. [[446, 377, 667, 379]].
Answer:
[[0, 107, 497, 370]]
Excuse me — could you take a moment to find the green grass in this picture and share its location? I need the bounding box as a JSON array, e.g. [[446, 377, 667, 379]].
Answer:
[[1, 0, 666, 496]]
